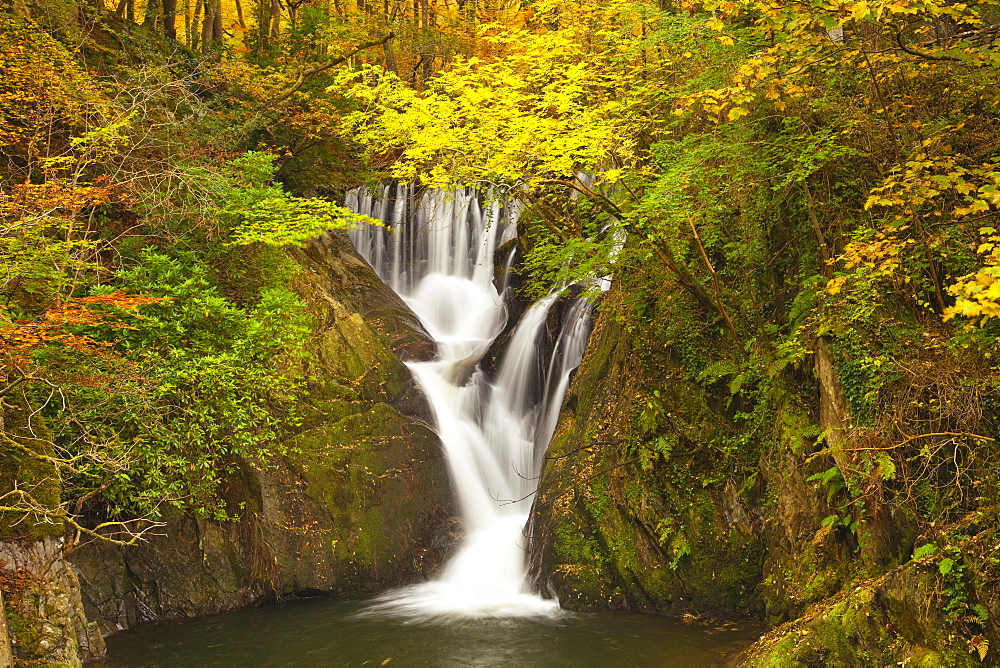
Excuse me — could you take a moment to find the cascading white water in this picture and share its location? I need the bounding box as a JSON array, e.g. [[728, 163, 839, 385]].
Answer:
[[346, 184, 592, 619]]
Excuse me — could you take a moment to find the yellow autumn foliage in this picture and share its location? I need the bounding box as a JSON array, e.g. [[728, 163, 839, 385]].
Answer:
[[946, 229, 1000, 324]]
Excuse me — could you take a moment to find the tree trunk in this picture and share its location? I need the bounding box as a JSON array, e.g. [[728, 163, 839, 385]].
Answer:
[[213, 2, 222, 44], [202, 0, 220, 54], [143, 0, 161, 30], [233, 0, 249, 48], [422, 52, 433, 81], [270, 0, 281, 38], [255, 0, 271, 54], [190, 0, 202, 49], [383, 35, 398, 74], [163, 0, 178, 39], [233, 0, 247, 30]]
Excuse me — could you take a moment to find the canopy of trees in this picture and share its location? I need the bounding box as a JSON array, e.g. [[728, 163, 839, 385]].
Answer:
[[1, 0, 999, 647]]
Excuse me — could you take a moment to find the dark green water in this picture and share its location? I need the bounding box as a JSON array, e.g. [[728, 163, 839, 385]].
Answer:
[[93, 597, 760, 667]]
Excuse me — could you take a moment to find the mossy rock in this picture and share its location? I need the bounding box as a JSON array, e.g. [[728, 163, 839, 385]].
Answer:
[[745, 522, 998, 667], [289, 231, 434, 364], [531, 290, 765, 617], [289, 231, 434, 431], [276, 401, 451, 592], [1, 537, 104, 665]]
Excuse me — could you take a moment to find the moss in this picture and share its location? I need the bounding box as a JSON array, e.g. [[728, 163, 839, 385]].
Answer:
[[6, 606, 43, 660], [0, 388, 63, 541], [284, 401, 449, 591]]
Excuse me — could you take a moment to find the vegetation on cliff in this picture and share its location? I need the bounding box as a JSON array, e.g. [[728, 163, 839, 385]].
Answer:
[[0, 8, 379, 539]]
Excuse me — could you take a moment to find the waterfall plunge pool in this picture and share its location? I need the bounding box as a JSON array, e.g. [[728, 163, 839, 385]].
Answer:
[[92, 596, 762, 667]]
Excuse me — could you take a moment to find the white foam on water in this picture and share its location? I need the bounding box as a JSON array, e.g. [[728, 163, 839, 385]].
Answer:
[[348, 186, 591, 620]]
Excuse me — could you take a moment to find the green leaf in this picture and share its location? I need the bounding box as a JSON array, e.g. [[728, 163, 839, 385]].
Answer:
[[913, 543, 937, 560], [875, 452, 897, 480]]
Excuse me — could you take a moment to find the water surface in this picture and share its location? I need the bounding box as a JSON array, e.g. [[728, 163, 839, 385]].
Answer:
[[95, 597, 759, 667]]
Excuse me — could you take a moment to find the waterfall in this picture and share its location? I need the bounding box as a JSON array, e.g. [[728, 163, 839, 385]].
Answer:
[[346, 184, 592, 619]]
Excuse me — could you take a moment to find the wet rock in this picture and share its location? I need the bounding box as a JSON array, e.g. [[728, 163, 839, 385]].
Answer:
[[0, 537, 106, 665], [529, 290, 766, 618]]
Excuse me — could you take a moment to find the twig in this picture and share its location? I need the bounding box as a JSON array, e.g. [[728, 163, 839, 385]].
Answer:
[[894, 30, 962, 62], [842, 431, 994, 452], [258, 33, 395, 112]]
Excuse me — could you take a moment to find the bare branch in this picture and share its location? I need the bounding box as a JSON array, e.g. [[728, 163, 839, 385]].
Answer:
[[259, 33, 396, 112]]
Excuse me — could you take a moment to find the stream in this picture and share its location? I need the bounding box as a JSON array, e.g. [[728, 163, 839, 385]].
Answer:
[[95, 185, 763, 666]]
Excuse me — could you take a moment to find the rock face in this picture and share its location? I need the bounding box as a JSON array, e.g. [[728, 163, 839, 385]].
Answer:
[[529, 287, 996, 665], [529, 291, 766, 616], [2, 231, 453, 662], [746, 562, 978, 666], [0, 538, 105, 664], [746, 506, 1000, 666], [0, 387, 105, 663]]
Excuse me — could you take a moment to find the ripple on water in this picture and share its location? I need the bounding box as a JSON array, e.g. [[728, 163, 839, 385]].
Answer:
[[95, 597, 761, 668]]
